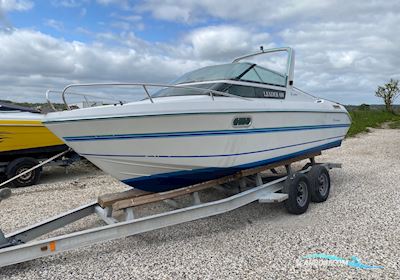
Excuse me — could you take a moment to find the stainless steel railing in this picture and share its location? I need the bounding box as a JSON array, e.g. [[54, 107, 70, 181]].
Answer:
[[46, 82, 250, 111], [46, 89, 127, 111]]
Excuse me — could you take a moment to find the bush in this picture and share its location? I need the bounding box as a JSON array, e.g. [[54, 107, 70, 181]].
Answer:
[[347, 110, 400, 137], [358, 104, 370, 111]]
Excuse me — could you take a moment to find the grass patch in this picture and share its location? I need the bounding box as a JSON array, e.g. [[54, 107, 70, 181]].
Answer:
[[389, 120, 400, 129], [347, 110, 400, 137]]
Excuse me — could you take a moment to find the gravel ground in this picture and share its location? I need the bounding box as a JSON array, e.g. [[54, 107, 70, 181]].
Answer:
[[1, 128, 399, 279]]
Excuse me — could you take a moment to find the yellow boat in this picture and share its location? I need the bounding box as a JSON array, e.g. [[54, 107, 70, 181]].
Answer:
[[0, 108, 68, 187], [0, 111, 66, 160]]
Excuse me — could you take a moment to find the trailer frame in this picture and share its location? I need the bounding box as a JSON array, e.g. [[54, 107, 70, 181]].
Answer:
[[0, 153, 341, 268]]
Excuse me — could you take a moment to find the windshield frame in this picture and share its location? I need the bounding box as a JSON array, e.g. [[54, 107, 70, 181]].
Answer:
[[174, 62, 287, 88]]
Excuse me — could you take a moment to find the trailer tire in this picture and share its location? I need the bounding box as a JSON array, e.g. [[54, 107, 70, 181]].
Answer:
[[284, 173, 311, 215], [309, 165, 330, 203], [6, 158, 41, 188], [0, 173, 7, 183]]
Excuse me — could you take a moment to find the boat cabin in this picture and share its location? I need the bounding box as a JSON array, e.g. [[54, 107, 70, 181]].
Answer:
[[154, 47, 295, 100]]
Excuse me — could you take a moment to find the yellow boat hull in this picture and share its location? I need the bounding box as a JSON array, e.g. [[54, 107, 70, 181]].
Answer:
[[0, 119, 64, 154]]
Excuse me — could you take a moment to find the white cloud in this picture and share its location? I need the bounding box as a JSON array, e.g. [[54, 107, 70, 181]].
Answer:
[[51, 0, 88, 8], [112, 14, 142, 22], [137, 0, 332, 24], [0, 0, 32, 29], [0, 0, 33, 11], [137, 0, 400, 28], [109, 13, 145, 31], [0, 29, 201, 102], [96, 0, 131, 10], [79, 7, 86, 17], [326, 51, 360, 69], [185, 25, 271, 61], [146, 4, 191, 22], [279, 16, 400, 103], [44, 19, 64, 31]]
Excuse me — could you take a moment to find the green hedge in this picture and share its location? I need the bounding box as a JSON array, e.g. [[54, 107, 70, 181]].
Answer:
[[347, 110, 400, 137]]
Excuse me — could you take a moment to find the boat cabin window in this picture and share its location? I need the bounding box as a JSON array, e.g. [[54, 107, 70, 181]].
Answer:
[[223, 84, 255, 98], [153, 82, 285, 99], [221, 84, 285, 99]]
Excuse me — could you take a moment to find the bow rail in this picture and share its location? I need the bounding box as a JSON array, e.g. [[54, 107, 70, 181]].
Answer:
[[46, 89, 127, 111], [46, 82, 250, 111]]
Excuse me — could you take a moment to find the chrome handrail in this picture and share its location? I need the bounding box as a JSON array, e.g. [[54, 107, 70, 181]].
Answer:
[[292, 87, 319, 99], [47, 82, 251, 111], [46, 90, 59, 111], [293, 86, 346, 107], [232, 47, 291, 63], [46, 89, 126, 111]]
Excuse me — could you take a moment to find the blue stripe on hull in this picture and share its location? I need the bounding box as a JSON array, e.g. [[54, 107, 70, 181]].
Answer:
[[81, 135, 344, 158], [64, 124, 349, 142], [122, 140, 342, 192]]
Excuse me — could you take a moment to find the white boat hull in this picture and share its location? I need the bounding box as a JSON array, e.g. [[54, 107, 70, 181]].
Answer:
[[44, 99, 350, 192]]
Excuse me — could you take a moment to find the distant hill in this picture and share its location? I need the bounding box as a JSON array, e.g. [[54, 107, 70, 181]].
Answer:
[[0, 101, 39, 113], [0, 99, 66, 113], [345, 104, 400, 112]]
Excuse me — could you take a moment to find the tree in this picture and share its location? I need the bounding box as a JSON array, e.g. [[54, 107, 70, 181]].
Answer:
[[375, 79, 400, 113]]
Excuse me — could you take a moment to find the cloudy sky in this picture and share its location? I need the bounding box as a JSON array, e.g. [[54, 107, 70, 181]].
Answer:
[[0, 0, 399, 104]]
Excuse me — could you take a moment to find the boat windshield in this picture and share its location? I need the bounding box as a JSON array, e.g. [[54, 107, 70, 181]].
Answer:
[[152, 62, 287, 98], [172, 62, 287, 87], [172, 63, 253, 85], [152, 83, 221, 98], [239, 64, 287, 87]]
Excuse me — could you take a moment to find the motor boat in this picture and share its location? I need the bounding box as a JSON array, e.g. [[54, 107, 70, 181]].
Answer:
[[43, 47, 351, 192], [0, 103, 70, 187], [0, 108, 66, 161]]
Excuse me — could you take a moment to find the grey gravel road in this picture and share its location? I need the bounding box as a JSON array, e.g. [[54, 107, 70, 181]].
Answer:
[[0, 128, 399, 279]]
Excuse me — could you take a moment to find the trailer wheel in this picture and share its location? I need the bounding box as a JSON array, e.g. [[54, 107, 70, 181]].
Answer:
[[6, 158, 41, 188], [309, 165, 330, 203], [284, 173, 311, 215], [0, 173, 7, 183]]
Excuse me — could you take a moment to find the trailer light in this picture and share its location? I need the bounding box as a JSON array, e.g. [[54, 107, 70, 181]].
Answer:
[[49, 241, 56, 252]]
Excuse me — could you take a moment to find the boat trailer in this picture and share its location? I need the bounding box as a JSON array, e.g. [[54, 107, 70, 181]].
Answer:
[[0, 152, 340, 268]]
